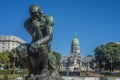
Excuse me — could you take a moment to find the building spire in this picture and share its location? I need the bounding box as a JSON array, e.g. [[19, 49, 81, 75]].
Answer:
[[74, 32, 77, 38], [74, 31, 77, 38]]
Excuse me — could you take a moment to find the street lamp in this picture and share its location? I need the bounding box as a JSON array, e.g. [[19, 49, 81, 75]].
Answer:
[[102, 61, 106, 73], [11, 49, 17, 75], [84, 57, 87, 76], [13, 51, 16, 75], [96, 61, 100, 74], [85, 57, 89, 76], [86, 62, 89, 76], [109, 58, 114, 73], [79, 62, 81, 76]]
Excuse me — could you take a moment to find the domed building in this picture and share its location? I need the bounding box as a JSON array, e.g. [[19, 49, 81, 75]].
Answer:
[[60, 34, 82, 71], [71, 34, 80, 54], [60, 34, 94, 72], [67, 34, 81, 71]]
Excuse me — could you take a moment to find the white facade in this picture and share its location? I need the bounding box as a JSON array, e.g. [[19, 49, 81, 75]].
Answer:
[[0, 35, 25, 53], [68, 42, 81, 71], [81, 56, 94, 71]]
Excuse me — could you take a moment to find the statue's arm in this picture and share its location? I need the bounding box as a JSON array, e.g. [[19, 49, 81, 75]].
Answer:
[[31, 16, 54, 47], [39, 16, 54, 44], [24, 19, 33, 36]]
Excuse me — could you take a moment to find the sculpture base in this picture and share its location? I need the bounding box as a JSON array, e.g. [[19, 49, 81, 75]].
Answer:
[[25, 73, 64, 80]]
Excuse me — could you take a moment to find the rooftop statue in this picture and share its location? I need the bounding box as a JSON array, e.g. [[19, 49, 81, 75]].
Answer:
[[15, 4, 64, 80]]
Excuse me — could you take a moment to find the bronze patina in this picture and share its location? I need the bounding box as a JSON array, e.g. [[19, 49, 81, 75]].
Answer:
[[15, 4, 64, 80]]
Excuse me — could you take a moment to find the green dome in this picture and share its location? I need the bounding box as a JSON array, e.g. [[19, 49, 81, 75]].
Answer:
[[72, 34, 79, 46]]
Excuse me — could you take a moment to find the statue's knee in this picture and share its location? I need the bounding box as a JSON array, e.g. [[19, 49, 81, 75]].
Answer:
[[16, 44, 28, 58], [39, 45, 50, 53]]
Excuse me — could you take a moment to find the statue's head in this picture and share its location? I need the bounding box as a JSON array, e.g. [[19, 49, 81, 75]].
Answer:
[[29, 5, 43, 13], [29, 4, 43, 20]]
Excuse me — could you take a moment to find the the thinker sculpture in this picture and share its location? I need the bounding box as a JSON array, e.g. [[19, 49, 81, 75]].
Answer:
[[15, 4, 64, 80]]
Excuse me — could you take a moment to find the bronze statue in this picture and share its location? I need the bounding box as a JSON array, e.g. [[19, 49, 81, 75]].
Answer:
[[15, 4, 64, 80]]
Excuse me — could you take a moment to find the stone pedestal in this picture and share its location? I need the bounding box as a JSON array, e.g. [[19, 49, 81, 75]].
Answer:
[[25, 74, 64, 80]]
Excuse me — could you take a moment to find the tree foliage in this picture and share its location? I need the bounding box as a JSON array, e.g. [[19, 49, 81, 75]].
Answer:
[[51, 50, 61, 66], [0, 50, 10, 67], [9, 49, 22, 69], [94, 42, 120, 71]]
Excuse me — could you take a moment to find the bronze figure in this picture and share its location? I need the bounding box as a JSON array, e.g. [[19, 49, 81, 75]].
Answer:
[[15, 4, 63, 80]]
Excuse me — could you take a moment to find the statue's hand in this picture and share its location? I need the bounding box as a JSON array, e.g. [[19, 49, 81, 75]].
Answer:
[[32, 20, 41, 28]]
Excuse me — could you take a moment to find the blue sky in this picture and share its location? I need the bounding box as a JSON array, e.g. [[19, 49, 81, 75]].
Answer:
[[0, 0, 120, 56]]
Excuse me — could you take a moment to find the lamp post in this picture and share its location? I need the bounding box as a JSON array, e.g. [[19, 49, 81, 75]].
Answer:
[[11, 49, 17, 75], [86, 62, 89, 76], [79, 62, 81, 76], [85, 57, 89, 76], [102, 61, 106, 73], [13, 52, 16, 75], [85, 57, 87, 76], [97, 61, 100, 74], [109, 58, 114, 73]]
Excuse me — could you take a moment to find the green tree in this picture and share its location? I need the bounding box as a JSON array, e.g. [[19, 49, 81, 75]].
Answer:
[[0, 50, 10, 69], [9, 49, 22, 74], [51, 50, 61, 67], [94, 42, 120, 71]]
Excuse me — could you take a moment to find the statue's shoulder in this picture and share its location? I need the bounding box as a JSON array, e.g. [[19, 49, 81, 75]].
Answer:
[[42, 14, 54, 24]]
